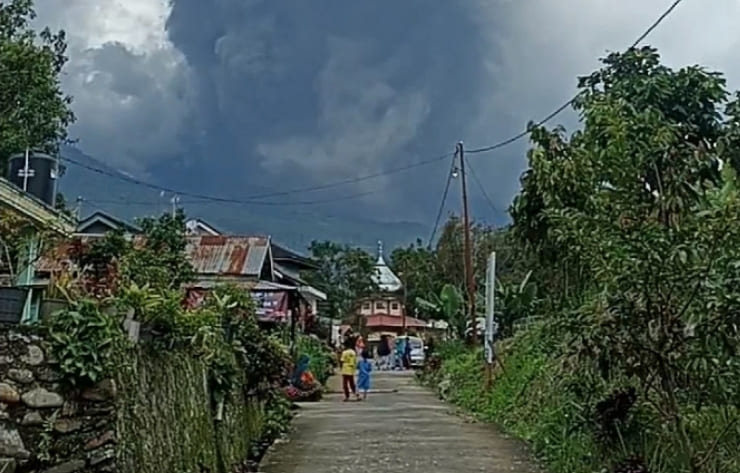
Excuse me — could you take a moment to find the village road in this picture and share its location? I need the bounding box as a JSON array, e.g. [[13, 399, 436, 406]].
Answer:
[[259, 371, 541, 473]]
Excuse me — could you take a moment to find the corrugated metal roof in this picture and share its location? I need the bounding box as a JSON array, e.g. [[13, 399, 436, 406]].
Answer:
[[186, 235, 270, 277], [186, 278, 295, 291], [37, 234, 273, 280]]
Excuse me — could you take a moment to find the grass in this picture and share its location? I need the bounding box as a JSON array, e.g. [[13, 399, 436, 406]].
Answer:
[[420, 324, 739, 473]]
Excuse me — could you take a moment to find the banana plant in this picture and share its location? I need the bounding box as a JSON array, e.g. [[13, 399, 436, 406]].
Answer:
[[416, 284, 466, 339], [494, 270, 537, 339]]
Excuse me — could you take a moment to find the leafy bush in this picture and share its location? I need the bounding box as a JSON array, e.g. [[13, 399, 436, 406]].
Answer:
[[250, 390, 293, 461], [45, 299, 125, 386], [295, 334, 334, 385], [425, 322, 740, 473]]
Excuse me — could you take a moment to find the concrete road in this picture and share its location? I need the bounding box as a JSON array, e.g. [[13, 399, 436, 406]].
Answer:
[[259, 371, 541, 473]]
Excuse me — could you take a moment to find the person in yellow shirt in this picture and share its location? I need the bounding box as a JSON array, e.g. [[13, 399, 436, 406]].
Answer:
[[340, 338, 360, 401]]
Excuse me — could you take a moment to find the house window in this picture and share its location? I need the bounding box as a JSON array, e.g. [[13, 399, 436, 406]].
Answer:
[[362, 302, 371, 310], [376, 301, 386, 310], [391, 302, 399, 310]]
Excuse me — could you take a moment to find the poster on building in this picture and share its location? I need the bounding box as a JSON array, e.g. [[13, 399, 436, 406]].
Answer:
[[252, 291, 290, 323]]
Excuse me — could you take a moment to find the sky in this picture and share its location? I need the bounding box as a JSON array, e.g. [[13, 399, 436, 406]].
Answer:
[[32, 0, 740, 234]]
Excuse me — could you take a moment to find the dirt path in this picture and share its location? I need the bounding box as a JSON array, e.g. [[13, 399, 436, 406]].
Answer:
[[259, 370, 541, 473]]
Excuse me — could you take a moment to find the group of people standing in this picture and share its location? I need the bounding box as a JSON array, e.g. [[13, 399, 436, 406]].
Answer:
[[338, 335, 372, 402], [376, 334, 411, 370]]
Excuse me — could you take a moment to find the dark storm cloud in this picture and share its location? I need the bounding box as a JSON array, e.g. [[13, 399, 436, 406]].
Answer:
[[33, 0, 740, 228], [165, 0, 489, 217]]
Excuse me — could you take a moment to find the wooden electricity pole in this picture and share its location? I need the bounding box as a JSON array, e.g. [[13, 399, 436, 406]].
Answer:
[[457, 141, 476, 344]]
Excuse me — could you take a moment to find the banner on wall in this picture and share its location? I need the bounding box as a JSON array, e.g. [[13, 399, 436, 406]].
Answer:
[[252, 291, 290, 323]]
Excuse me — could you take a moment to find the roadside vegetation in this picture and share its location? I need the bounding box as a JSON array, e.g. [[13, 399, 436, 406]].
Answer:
[[420, 47, 740, 473]]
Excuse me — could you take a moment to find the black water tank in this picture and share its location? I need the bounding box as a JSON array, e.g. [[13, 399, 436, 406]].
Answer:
[[7, 152, 58, 206]]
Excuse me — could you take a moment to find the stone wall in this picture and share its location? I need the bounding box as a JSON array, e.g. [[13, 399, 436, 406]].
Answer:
[[115, 348, 220, 473], [213, 363, 265, 472], [0, 328, 117, 473], [0, 327, 268, 473]]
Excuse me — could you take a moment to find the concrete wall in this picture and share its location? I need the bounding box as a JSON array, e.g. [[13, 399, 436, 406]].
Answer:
[[359, 296, 404, 316]]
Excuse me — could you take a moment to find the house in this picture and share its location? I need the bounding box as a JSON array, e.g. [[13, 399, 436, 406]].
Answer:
[[183, 234, 307, 326], [0, 177, 76, 323], [181, 217, 327, 323], [356, 241, 427, 343], [76, 210, 140, 236], [272, 242, 328, 332]]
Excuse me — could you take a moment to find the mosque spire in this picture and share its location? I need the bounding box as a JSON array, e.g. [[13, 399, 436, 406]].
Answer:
[[371, 239, 403, 292]]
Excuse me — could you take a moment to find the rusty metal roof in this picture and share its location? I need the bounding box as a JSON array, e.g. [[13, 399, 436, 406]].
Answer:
[[185, 235, 271, 277], [37, 234, 272, 280]]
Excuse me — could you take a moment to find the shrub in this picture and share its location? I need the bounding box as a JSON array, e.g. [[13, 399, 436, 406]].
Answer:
[[295, 334, 334, 385], [45, 299, 125, 387]]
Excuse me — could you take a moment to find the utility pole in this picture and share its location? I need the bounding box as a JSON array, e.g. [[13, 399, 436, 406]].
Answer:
[[402, 283, 407, 335], [75, 196, 83, 220], [21, 148, 31, 191], [458, 141, 476, 344], [170, 195, 180, 217]]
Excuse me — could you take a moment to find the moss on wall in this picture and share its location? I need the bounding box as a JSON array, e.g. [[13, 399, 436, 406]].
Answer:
[[116, 347, 220, 473], [114, 347, 271, 473], [216, 380, 265, 470]]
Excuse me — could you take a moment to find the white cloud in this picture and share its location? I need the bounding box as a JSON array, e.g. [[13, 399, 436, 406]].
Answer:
[[33, 0, 194, 170], [467, 0, 740, 207]]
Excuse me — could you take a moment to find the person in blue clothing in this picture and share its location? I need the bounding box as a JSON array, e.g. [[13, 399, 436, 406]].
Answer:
[[394, 337, 405, 370], [357, 350, 373, 400]]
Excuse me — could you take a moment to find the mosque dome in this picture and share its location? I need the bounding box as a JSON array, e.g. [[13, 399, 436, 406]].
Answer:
[[371, 241, 403, 293]]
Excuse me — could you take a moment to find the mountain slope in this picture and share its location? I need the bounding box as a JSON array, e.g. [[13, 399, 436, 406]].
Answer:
[[57, 147, 429, 250]]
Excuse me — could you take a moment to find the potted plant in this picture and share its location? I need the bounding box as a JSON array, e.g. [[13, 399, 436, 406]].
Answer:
[[40, 267, 76, 320]]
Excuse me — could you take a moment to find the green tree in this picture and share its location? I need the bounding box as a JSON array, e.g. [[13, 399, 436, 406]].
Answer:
[[511, 47, 740, 471], [0, 0, 74, 171], [390, 238, 440, 318], [121, 210, 194, 290], [303, 241, 377, 323], [434, 215, 526, 304]]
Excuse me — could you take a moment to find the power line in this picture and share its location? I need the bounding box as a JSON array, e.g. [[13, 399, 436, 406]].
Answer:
[[427, 152, 457, 247], [466, 159, 502, 217], [81, 190, 375, 207], [466, 0, 685, 155], [60, 152, 453, 204]]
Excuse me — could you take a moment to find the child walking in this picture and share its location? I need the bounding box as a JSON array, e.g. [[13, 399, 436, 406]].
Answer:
[[340, 338, 359, 402], [357, 350, 372, 400]]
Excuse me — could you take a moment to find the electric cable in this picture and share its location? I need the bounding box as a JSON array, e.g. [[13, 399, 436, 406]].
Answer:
[[427, 151, 457, 247], [466, 0, 685, 155]]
